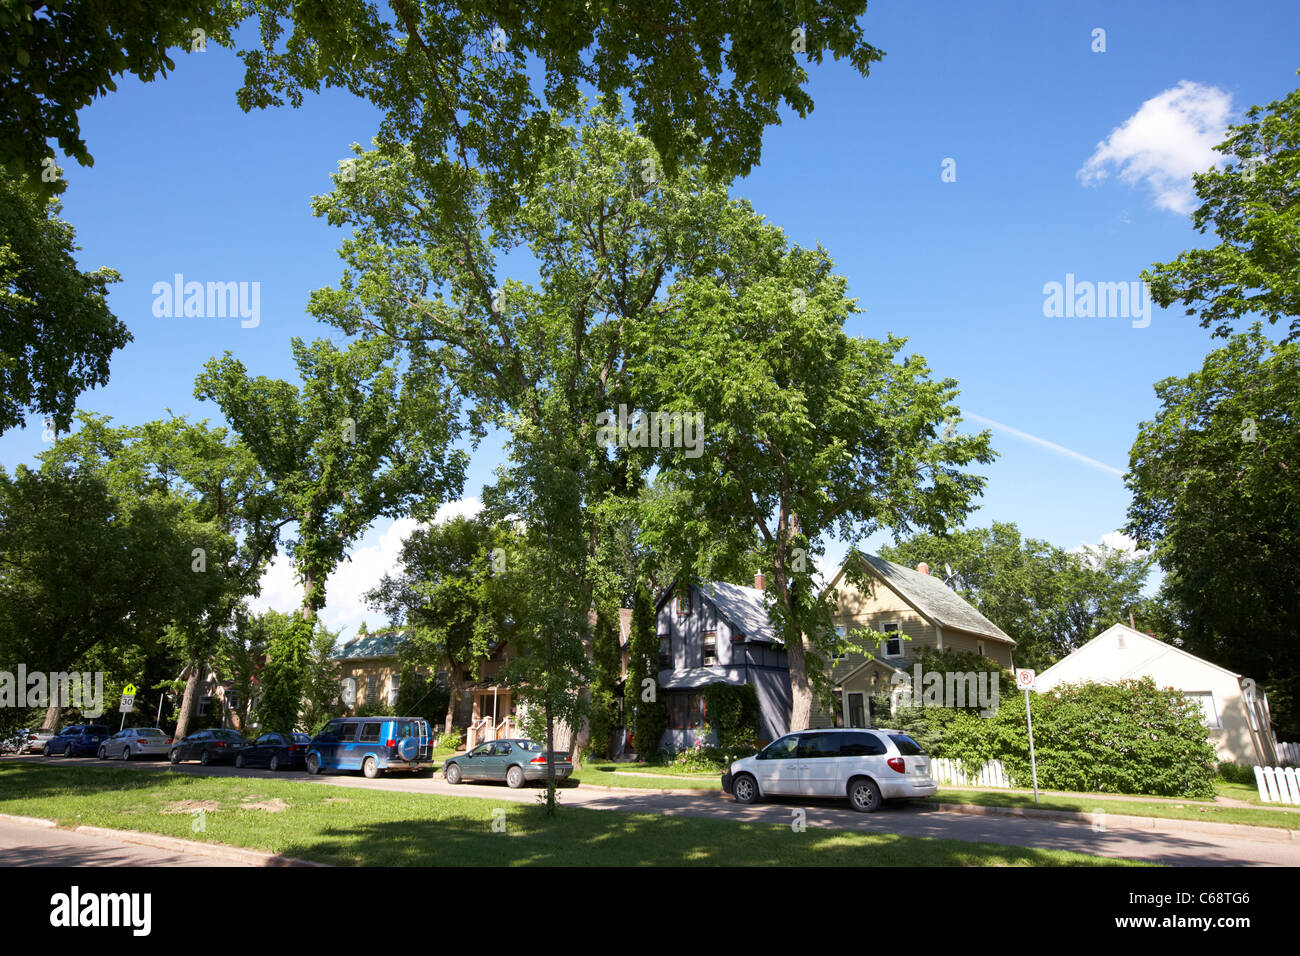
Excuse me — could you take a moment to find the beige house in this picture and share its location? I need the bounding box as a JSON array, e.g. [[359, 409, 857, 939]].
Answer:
[[813, 552, 1017, 729], [333, 630, 409, 713], [1037, 623, 1277, 766]]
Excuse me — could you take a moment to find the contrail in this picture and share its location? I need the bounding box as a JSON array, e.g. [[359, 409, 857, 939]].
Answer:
[[964, 412, 1125, 478]]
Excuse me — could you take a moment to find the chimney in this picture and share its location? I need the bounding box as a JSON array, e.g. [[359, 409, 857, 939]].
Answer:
[[754, 572, 765, 591], [916, 562, 930, 576]]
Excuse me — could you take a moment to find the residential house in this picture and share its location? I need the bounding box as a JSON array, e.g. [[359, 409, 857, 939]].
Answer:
[[654, 576, 791, 751], [814, 552, 1017, 729], [175, 663, 250, 732], [1037, 623, 1278, 766], [333, 629, 411, 713]]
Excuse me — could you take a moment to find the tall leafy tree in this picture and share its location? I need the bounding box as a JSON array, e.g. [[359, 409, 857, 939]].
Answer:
[[632, 229, 995, 731], [367, 515, 524, 734], [625, 583, 666, 760], [587, 607, 620, 759], [1126, 326, 1300, 737], [0, 178, 128, 435], [1143, 76, 1300, 343]]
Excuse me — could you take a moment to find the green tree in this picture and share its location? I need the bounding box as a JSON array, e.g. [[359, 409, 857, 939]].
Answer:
[[367, 515, 524, 733], [879, 522, 1158, 669], [300, 622, 347, 733], [0, 178, 128, 435], [195, 336, 466, 621], [587, 608, 620, 759], [632, 226, 995, 731], [1143, 76, 1300, 343], [1125, 326, 1300, 737], [257, 610, 311, 734], [626, 584, 667, 761]]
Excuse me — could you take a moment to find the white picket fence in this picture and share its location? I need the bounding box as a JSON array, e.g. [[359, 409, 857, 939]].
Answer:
[[1254, 765, 1300, 805], [929, 757, 1014, 788], [1276, 741, 1300, 766]]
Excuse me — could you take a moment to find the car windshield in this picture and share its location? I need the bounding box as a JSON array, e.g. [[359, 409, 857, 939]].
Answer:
[[292, 733, 311, 743], [889, 734, 925, 756]]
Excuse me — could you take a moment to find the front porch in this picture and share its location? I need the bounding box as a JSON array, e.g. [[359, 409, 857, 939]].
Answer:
[[465, 685, 522, 748]]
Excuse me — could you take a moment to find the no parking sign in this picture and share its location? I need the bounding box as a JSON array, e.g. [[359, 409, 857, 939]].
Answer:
[[1016, 669, 1039, 802], [1016, 668, 1036, 691]]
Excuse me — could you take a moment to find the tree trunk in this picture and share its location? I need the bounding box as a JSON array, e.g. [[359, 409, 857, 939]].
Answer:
[[444, 656, 460, 737], [785, 621, 814, 731], [42, 704, 60, 732], [173, 665, 202, 741]]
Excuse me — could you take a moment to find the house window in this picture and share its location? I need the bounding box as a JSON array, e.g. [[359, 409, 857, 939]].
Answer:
[[881, 623, 903, 658], [668, 693, 707, 730], [675, 589, 691, 616], [197, 696, 212, 716], [658, 634, 671, 670], [689, 694, 707, 729], [703, 632, 717, 666], [833, 625, 847, 663], [388, 674, 400, 707], [669, 694, 687, 729], [340, 677, 357, 707], [976, 641, 985, 657], [366, 675, 377, 703], [1189, 692, 1221, 730], [226, 691, 240, 710]]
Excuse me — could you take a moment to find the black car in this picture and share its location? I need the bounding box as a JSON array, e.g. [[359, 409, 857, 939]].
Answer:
[[44, 725, 111, 757], [235, 732, 311, 771], [169, 729, 247, 765]]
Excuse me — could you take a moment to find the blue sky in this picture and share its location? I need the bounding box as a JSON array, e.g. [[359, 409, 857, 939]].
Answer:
[[5, 1, 1297, 635]]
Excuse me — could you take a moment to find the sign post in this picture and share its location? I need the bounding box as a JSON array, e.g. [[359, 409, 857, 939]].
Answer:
[[1016, 669, 1039, 804], [118, 683, 137, 732]]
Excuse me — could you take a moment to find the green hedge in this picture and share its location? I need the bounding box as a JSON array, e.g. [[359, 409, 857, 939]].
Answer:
[[903, 677, 1217, 798], [702, 683, 761, 759]]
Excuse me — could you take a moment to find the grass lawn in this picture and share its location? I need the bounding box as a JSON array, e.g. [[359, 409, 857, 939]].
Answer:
[[0, 763, 1139, 867], [934, 787, 1300, 830], [572, 761, 723, 790]]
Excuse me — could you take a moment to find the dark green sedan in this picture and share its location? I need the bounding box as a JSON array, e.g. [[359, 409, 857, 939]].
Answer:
[[442, 738, 573, 788]]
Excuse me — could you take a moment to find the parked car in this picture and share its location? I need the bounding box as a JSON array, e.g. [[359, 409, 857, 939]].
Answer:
[[169, 729, 247, 765], [442, 738, 573, 789], [235, 732, 312, 771], [19, 728, 55, 754], [305, 717, 431, 778], [98, 727, 172, 760], [722, 728, 936, 812], [44, 725, 111, 757]]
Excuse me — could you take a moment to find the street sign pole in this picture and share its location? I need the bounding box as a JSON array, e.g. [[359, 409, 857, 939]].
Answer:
[[1016, 669, 1039, 804]]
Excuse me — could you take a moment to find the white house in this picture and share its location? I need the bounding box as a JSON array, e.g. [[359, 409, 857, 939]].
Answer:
[[1037, 623, 1277, 766]]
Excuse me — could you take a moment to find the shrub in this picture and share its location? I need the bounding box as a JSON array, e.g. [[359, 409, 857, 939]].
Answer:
[[1217, 761, 1257, 785], [669, 735, 728, 773], [702, 682, 761, 758], [982, 679, 1217, 798], [435, 729, 463, 751]]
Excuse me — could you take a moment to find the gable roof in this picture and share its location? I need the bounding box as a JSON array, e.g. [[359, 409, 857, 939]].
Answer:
[[1038, 622, 1245, 687], [333, 629, 408, 662], [843, 552, 1015, 646]]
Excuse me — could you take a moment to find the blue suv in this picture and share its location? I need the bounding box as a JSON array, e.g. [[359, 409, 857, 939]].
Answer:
[[306, 717, 431, 778]]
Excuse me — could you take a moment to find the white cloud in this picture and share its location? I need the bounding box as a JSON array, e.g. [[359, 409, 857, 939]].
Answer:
[[433, 496, 483, 523], [1069, 530, 1149, 568], [1078, 81, 1232, 214]]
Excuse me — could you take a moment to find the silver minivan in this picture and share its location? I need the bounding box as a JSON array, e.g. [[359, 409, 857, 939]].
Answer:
[[723, 728, 936, 812]]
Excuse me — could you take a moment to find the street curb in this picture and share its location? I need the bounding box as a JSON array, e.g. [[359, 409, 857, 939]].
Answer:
[[573, 781, 724, 796], [0, 813, 328, 866], [933, 801, 1300, 843], [72, 826, 330, 866], [0, 812, 57, 829]]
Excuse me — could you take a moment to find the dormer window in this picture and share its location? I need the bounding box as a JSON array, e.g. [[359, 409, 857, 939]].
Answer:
[[675, 589, 691, 616], [703, 631, 717, 666]]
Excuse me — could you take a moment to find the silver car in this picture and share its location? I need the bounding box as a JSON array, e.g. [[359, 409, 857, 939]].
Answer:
[[16, 729, 54, 755], [723, 728, 936, 812], [98, 727, 172, 760]]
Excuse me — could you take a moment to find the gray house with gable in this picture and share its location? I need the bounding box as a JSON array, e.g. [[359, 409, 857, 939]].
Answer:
[[655, 575, 791, 752]]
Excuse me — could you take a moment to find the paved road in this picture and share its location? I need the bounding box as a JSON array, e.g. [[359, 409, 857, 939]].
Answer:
[[0, 818, 250, 867], [10, 755, 1300, 866]]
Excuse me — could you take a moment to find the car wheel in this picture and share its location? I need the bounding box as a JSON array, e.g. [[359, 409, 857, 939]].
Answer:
[[235, 754, 245, 769], [199, 749, 210, 766], [169, 749, 180, 764], [121, 746, 130, 761], [849, 776, 883, 813], [362, 756, 380, 779], [64, 744, 73, 758], [306, 753, 321, 775], [506, 765, 526, 789], [444, 762, 462, 785], [732, 773, 760, 805], [97, 746, 106, 760], [269, 755, 281, 772]]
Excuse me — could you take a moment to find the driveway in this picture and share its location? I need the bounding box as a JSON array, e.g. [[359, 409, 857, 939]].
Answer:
[[16, 755, 1300, 866]]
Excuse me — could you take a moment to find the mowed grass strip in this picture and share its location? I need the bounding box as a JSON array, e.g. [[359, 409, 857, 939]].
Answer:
[[573, 762, 722, 789], [0, 763, 1139, 866], [934, 788, 1300, 830]]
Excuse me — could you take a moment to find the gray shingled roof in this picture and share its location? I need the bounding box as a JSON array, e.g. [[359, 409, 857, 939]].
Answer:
[[856, 553, 1015, 645], [700, 581, 777, 644]]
